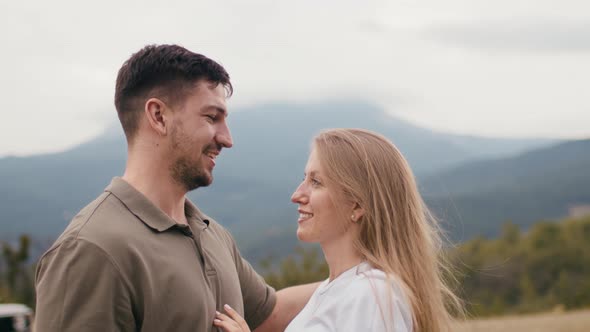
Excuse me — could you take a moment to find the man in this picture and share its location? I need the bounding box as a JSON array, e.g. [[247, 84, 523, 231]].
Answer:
[[35, 44, 316, 331]]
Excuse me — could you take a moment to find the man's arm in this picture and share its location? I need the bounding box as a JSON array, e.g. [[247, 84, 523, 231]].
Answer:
[[35, 239, 135, 331], [254, 281, 321, 332]]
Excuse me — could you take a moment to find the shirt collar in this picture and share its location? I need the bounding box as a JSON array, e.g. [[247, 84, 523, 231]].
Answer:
[[105, 177, 209, 233], [319, 261, 373, 295]]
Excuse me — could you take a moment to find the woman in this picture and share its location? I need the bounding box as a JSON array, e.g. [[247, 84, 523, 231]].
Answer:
[[214, 128, 462, 331]]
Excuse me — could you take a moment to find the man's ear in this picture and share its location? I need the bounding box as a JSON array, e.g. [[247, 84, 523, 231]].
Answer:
[[351, 202, 365, 223], [144, 98, 170, 136]]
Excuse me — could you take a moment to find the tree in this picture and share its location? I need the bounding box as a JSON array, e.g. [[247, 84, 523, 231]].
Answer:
[[0, 235, 34, 306], [261, 246, 328, 290]]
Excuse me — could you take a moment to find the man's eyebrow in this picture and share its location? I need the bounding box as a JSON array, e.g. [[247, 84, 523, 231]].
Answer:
[[204, 105, 228, 117]]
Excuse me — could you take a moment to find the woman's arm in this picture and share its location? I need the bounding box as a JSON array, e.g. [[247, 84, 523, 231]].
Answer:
[[214, 282, 321, 332]]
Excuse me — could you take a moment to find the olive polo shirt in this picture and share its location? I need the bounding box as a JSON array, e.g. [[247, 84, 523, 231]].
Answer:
[[35, 177, 276, 331]]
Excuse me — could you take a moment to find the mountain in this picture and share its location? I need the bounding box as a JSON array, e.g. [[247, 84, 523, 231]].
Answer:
[[0, 100, 560, 261], [421, 139, 590, 241]]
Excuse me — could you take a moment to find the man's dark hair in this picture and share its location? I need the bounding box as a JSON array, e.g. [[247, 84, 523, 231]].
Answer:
[[114, 44, 233, 141]]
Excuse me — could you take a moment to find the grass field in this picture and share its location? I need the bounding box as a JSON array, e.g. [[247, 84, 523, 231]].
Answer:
[[28, 309, 590, 331], [455, 309, 590, 332]]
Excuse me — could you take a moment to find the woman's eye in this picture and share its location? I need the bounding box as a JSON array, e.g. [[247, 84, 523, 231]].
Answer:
[[302, 174, 321, 187]]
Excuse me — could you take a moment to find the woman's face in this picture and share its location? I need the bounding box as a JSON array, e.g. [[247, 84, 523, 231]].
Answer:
[[291, 147, 352, 245]]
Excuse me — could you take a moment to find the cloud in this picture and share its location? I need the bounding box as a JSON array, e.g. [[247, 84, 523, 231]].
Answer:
[[1, 0, 589, 157], [423, 19, 590, 53]]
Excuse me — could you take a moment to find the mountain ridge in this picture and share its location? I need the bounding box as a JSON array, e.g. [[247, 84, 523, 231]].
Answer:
[[1, 100, 580, 263]]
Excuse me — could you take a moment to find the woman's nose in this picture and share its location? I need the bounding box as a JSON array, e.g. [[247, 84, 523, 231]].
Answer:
[[291, 182, 307, 204]]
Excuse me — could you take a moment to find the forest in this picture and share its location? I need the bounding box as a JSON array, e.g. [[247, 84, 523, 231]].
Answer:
[[2, 215, 589, 318]]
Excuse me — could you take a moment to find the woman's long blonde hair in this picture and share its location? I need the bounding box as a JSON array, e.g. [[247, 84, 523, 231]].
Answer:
[[314, 128, 462, 332]]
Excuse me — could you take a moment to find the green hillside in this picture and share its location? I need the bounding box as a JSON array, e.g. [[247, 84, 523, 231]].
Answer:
[[258, 216, 590, 317]]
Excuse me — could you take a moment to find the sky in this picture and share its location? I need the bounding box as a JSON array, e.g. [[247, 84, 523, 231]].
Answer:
[[1, 0, 589, 157]]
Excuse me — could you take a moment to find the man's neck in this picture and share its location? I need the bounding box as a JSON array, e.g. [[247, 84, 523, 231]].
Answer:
[[123, 162, 189, 225]]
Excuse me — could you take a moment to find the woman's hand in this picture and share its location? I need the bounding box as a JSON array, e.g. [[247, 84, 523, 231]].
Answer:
[[213, 304, 251, 332]]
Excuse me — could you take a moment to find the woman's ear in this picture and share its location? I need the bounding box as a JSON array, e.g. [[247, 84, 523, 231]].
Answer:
[[350, 202, 365, 223]]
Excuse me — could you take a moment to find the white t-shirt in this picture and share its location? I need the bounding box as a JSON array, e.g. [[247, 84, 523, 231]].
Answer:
[[285, 262, 413, 332]]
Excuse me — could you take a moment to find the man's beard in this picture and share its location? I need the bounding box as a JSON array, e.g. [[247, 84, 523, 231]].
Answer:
[[170, 154, 212, 192], [168, 123, 213, 191]]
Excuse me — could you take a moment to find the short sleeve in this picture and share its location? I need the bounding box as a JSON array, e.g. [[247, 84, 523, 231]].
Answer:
[[221, 229, 277, 330], [35, 239, 135, 331]]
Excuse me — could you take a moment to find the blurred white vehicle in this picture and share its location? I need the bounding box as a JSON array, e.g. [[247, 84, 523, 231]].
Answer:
[[0, 304, 32, 332]]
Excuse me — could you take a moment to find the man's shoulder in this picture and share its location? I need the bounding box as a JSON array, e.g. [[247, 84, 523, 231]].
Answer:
[[45, 191, 138, 257], [204, 216, 227, 233], [189, 206, 230, 237], [202, 217, 237, 246]]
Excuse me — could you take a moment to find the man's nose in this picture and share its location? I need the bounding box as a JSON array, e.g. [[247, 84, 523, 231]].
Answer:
[[217, 123, 233, 148]]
